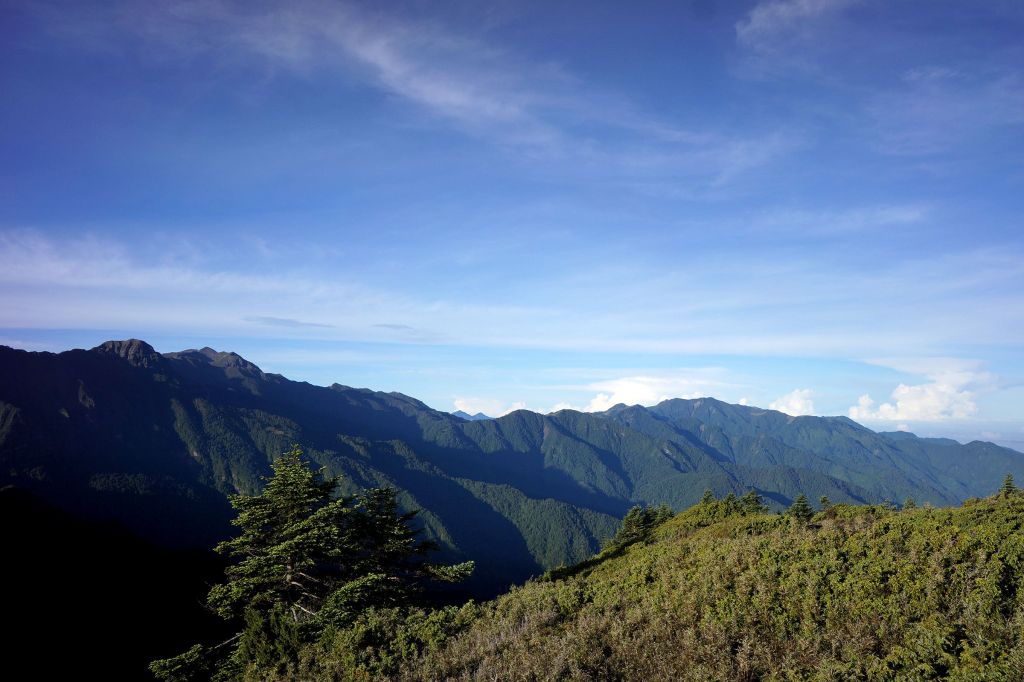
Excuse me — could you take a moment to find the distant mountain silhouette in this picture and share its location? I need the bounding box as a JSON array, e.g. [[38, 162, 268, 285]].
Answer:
[[452, 410, 494, 421]]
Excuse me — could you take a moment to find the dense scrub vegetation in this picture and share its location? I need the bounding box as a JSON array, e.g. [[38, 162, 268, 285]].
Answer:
[[247, 478, 1024, 681]]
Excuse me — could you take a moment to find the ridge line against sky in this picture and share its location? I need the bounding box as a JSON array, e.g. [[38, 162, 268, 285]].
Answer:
[[1, 0, 1023, 448]]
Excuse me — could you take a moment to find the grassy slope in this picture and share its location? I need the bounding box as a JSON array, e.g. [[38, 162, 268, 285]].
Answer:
[[390, 494, 1024, 681]]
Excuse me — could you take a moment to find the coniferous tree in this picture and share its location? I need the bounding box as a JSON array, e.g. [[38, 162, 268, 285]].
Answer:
[[650, 502, 674, 525], [607, 506, 648, 549], [903, 497, 917, 510], [606, 503, 675, 550], [740, 489, 766, 514], [700, 489, 715, 505], [787, 494, 814, 523], [151, 445, 472, 681], [819, 495, 832, 510], [206, 446, 344, 623], [1001, 473, 1017, 498]]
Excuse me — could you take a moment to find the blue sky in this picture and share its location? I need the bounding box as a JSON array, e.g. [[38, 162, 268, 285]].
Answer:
[[2, 0, 1023, 448]]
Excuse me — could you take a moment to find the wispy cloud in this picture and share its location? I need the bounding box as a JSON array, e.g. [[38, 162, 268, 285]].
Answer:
[[4, 229, 1024, 359], [735, 1, 1024, 162], [736, 0, 861, 65], [370, 322, 441, 343], [245, 316, 334, 328], [867, 67, 1024, 155], [748, 204, 929, 236], [28, 0, 790, 194]]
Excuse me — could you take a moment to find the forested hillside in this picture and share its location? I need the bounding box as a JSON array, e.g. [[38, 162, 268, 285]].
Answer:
[[2, 340, 1023, 597]]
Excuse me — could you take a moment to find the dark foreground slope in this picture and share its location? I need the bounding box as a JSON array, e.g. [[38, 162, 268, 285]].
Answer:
[[1, 487, 230, 680], [2, 340, 1023, 597], [387, 492, 1024, 681]]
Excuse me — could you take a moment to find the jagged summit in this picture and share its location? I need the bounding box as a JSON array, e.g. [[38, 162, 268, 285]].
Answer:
[[92, 339, 163, 368]]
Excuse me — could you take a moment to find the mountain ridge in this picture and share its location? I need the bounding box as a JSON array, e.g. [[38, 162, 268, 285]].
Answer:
[[2, 340, 1022, 595]]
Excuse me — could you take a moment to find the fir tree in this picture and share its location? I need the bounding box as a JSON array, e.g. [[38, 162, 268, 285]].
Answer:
[[206, 445, 344, 623], [606, 503, 674, 550], [616, 506, 647, 544], [1000, 473, 1016, 498], [740, 489, 766, 514], [787, 494, 814, 523], [650, 502, 674, 525], [819, 495, 832, 510], [700, 489, 715, 505], [151, 445, 472, 681]]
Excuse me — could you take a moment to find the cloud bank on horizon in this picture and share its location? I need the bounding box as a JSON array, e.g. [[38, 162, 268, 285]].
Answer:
[[1, 0, 1022, 447]]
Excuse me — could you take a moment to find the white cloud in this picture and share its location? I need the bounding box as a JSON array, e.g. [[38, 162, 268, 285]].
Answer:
[[538, 371, 731, 414], [769, 388, 815, 416], [848, 358, 996, 422], [578, 374, 723, 412], [453, 397, 527, 417], [849, 385, 976, 422], [501, 401, 530, 416]]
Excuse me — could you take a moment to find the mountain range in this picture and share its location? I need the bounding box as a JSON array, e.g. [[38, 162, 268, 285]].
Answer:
[[2, 339, 1022, 595]]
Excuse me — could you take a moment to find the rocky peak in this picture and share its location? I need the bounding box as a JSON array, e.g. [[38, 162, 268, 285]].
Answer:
[[200, 348, 263, 376], [161, 346, 266, 380], [92, 339, 163, 368]]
